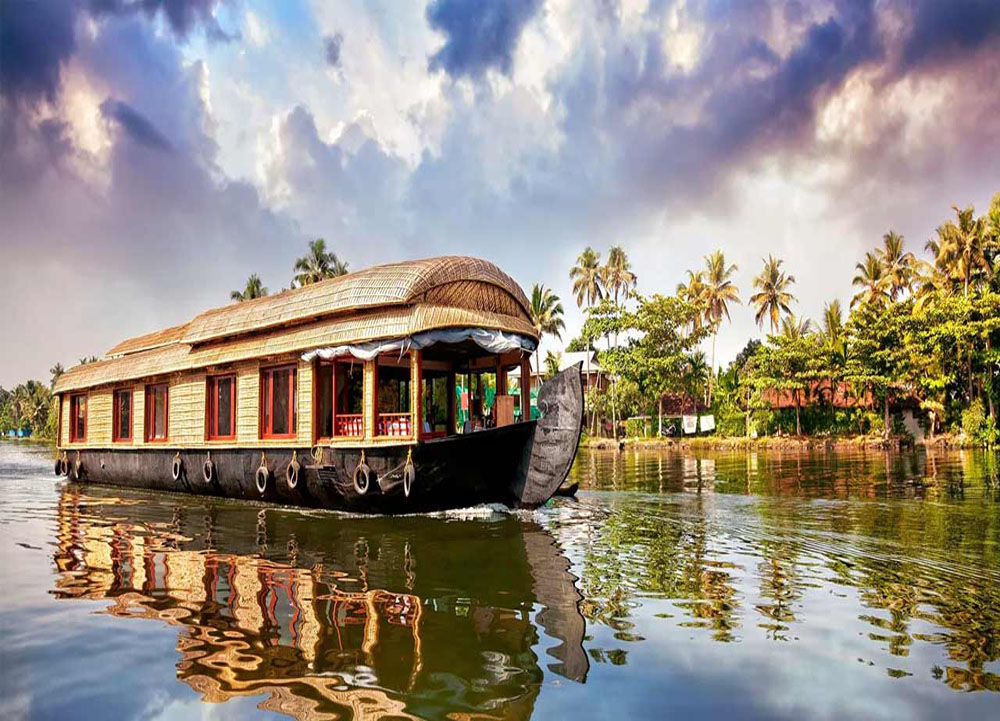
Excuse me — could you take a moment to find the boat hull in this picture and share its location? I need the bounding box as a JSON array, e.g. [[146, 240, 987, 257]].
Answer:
[[58, 364, 585, 514]]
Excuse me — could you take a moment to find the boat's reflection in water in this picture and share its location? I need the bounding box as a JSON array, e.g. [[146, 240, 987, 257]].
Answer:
[[51, 486, 588, 719]]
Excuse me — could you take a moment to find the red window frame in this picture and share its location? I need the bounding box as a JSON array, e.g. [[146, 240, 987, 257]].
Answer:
[[206, 374, 237, 441], [145, 383, 169, 443], [69, 393, 87, 443], [314, 360, 364, 441], [113, 388, 133, 442], [374, 355, 413, 438], [260, 365, 297, 440]]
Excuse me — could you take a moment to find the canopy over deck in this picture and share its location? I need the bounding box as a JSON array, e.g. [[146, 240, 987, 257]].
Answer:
[[55, 256, 538, 394]]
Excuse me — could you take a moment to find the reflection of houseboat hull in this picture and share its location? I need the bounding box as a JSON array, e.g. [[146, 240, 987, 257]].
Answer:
[[63, 364, 584, 514]]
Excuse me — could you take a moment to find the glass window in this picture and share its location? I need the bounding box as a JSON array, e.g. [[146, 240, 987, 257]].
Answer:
[[261, 366, 297, 438], [207, 375, 236, 440], [113, 389, 132, 442], [70, 394, 87, 442], [146, 384, 168, 442]]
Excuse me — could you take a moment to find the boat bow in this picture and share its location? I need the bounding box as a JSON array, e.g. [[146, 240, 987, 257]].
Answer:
[[512, 362, 585, 508]]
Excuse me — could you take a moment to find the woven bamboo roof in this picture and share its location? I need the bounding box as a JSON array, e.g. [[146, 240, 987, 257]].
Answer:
[[56, 256, 537, 393], [182, 255, 530, 345]]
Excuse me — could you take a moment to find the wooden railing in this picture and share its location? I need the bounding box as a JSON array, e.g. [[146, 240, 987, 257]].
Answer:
[[377, 413, 412, 437], [334, 414, 364, 437]]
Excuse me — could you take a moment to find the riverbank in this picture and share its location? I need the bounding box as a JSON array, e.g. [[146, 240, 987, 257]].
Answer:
[[583, 432, 987, 451]]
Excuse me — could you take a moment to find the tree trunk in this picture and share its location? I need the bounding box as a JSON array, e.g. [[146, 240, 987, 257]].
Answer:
[[658, 396, 663, 437], [709, 330, 717, 406], [795, 390, 801, 436], [883, 394, 890, 439]]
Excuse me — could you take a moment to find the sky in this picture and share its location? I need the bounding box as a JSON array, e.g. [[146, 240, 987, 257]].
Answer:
[[1, 0, 999, 388]]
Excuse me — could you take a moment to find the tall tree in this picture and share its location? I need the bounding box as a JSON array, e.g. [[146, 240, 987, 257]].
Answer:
[[230, 274, 268, 303], [293, 238, 349, 287], [850, 251, 888, 308], [676, 270, 707, 335], [750, 255, 797, 333], [879, 231, 916, 301], [570, 246, 605, 431], [529, 284, 565, 378], [702, 250, 741, 405], [601, 245, 637, 307], [49, 363, 65, 389], [935, 204, 993, 297]]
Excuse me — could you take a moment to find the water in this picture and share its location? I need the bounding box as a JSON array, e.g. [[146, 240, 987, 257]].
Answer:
[[2, 443, 999, 720]]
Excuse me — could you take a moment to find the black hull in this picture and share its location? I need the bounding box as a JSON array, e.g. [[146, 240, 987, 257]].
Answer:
[[59, 364, 585, 514]]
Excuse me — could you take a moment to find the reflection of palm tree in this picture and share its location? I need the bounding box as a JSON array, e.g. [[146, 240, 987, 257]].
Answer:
[[230, 274, 268, 302], [750, 255, 796, 333]]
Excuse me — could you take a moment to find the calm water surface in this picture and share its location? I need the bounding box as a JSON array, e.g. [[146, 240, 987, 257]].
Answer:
[[2, 443, 999, 719]]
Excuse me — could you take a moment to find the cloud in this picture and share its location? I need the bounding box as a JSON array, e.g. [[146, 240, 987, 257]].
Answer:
[[99, 98, 173, 151], [88, 0, 236, 42], [897, 0, 1000, 71], [426, 0, 543, 78], [323, 32, 343, 67], [0, 0, 78, 103]]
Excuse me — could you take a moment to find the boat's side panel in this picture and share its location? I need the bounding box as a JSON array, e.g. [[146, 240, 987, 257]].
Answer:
[[59, 421, 537, 513]]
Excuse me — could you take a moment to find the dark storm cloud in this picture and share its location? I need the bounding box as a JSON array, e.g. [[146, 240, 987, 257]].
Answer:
[[323, 32, 343, 67], [0, 0, 78, 103], [100, 99, 173, 151], [426, 0, 543, 78], [88, 0, 236, 42], [897, 0, 1000, 71]]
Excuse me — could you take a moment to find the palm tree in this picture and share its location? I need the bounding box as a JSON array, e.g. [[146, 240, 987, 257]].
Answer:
[[293, 238, 349, 287], [850, 251, 887, 308], [529, 283, 565, 378], [935, 204, 991, 297], [231, 273, 268, 303], [601, 245, 637, 307], [878, 231, 916, 300], [702, 250, 741, 405], [49, 363, 65, 389], [821, 300, 843, 346], [750, 255, 797, 333], [676, 269, 707, 334], [780, 314, 812, 340], [569, 246, 604, 430], [682, 351, 709, 411], [544, 351, 563, 379]]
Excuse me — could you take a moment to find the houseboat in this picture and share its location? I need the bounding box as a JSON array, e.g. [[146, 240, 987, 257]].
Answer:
[[52, 256, 584, 513]]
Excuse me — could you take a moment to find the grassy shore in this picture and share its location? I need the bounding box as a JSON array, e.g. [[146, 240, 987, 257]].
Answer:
[[583, 432, 985, 451]]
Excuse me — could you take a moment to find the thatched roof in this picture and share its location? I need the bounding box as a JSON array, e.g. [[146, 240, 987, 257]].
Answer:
[[55, 256, 536, 393]]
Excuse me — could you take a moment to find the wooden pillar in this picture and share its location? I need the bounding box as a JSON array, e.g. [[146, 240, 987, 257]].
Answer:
[[520, 356, 531, 422], [364, 359, 376, 441], [496, 357, 507, 396], [411, 351, 422, 441], [447, 370, 457, 435]]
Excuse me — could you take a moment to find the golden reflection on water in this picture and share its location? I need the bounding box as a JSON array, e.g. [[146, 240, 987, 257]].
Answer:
[[50, 486, 589, 720]]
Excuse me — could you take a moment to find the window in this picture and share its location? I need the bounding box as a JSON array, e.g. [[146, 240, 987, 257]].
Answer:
[[207, 375, 236, 440], [145, 383, 169, 442], [421, 373, 450, 437], [315, 360, 364, 439], [113, 389, 132, 442], [376, 356, 412, 437], [260, 365, 297, 439], [69, 394, 87, 442]]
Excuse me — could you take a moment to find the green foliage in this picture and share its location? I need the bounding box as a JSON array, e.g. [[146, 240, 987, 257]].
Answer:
[[962, 399, 986, 437]]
